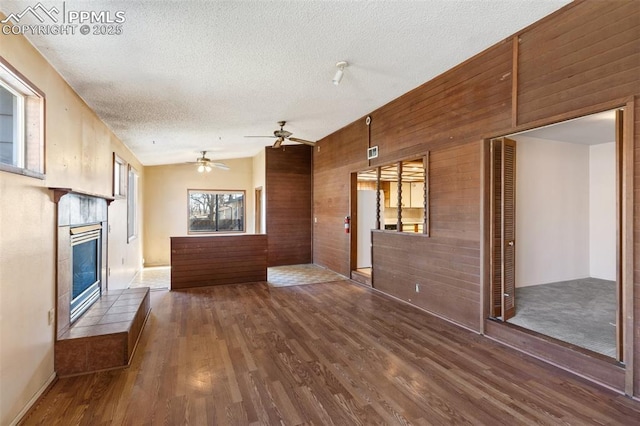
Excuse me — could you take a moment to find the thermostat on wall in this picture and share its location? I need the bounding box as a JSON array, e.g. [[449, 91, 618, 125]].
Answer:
[[367, 146, 378, 160]]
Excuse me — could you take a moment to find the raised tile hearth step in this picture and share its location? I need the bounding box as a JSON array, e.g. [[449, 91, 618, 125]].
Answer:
[[55, 287, 151, 377]]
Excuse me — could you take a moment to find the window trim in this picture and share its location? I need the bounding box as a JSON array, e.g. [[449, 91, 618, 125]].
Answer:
[[113, 153, 127, 198], [127, 165, 138, 243], [0, 56, 45, 179], [187, 189, 246, 234], [369, 153, 430, 236]]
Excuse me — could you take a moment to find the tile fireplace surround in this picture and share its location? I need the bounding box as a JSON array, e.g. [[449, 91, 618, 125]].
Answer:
[[53, 190, 109, 339]]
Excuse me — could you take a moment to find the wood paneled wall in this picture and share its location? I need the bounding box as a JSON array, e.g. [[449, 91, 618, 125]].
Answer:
[[516, 0, 639, 125], [372, 143, 482, 330], [312, 0, 640, 394], [313, 120, 368, 276], [170, 235, 267, 289], [265, 145, 313, 267]]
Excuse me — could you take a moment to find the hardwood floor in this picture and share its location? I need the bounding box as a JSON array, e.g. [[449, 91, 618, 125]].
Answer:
[[22, 280, 640, 425]]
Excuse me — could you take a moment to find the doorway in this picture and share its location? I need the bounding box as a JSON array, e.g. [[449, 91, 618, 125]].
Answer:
[[351, 169, 379, 286], [488, 108, 626, 360], [255, 187, 263, 234]]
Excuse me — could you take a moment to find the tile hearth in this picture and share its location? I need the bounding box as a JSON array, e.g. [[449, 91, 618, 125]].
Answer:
[[55, 287, 150, 377]]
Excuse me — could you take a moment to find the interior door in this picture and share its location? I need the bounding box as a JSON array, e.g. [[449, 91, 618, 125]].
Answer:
[[490, 137, 516, 320]]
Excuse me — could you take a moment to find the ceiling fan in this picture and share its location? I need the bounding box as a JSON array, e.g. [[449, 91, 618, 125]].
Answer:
[[245, 121, 316, 148], [192, 151, 229, 172]]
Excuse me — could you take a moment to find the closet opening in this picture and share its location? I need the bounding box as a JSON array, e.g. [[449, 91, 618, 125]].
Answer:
[[488, 108, 627, 361]]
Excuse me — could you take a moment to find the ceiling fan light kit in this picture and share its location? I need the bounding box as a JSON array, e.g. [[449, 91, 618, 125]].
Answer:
[[195, 151, 229, 173], [197, 164, 212, 173], [333, 61, 348, 85]]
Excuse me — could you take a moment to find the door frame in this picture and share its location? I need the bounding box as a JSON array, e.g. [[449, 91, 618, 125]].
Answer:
[[480, 97, 635, 394], [254, 186, 263, 234]]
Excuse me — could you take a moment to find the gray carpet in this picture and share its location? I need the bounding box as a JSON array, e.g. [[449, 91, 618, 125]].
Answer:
[[508, 278, 616, 358]]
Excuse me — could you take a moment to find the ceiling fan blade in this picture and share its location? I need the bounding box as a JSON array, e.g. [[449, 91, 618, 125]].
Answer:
[[245, 135, 277, 138], [273, 137, 284, 148], [212, 162, 230, 171], [289, 137, 316, 146]]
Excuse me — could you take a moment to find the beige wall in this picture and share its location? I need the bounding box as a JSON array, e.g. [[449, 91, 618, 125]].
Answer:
[[143, 158, 255, 266], [0, 18, 143, 425]]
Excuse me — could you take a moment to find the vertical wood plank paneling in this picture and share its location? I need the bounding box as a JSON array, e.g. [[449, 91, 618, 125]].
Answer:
[[170, 235, 267, 288], [266, 145, 313, 266]]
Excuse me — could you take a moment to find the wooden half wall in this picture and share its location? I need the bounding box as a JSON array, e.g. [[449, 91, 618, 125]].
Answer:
[[312, 0, 640, 395], [170, 235, 267, 289], [265, 145, 313, 266]]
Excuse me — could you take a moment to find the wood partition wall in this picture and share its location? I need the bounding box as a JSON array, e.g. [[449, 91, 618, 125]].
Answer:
[[265, 145, 313, 267], [312, 0, 640, 395], [170, 235, 267, 289]]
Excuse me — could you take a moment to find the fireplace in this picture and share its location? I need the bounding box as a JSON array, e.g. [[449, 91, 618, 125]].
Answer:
[[70, 224, 102, 322], [52, 189, 110, 339]]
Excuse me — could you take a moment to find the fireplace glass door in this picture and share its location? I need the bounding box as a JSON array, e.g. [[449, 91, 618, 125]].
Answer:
[[70, 226, 101, 322]]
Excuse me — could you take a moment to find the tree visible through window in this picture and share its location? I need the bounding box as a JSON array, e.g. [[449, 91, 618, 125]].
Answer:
[[188, 190, 245, 233]]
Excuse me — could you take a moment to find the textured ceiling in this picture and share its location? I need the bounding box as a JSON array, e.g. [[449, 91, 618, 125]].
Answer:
[[1, 0, 571, 165]]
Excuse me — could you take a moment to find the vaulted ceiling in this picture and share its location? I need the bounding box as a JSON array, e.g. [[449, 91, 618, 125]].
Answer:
[[1, 0, 571, 165]]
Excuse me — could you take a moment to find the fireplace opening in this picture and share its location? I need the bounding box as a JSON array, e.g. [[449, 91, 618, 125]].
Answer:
[[70, 224, 102, 323]]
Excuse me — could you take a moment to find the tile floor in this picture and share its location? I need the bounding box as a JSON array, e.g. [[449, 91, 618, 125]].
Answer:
[[267, 264, 347, 287], [128, 264, 348, 290]]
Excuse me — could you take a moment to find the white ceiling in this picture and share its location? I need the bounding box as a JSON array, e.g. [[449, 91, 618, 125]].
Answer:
[[1, 0, 571, 165], [517, 110, 618, 145]]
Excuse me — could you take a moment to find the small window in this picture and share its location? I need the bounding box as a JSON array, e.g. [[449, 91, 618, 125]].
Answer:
[[188, 190, 245, 233], [127, 166, 139, 242], [378, 155, 429, 235], [113, 153, 127, 198], [0, 57, 45, 177], [399, 158, 426, 233]]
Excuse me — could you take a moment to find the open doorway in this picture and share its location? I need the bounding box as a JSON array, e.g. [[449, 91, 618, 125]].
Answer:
[[255, 187, 263, 234], [351, 169, 379, 286], [489, 108, 624, 359]]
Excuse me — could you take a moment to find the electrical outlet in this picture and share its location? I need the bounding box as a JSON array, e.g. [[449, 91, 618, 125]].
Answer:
[[415, 283, 420, 293], [48, 308, 55, 325]]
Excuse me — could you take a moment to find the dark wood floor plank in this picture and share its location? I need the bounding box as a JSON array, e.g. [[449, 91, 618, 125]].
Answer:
[[20, 280, 640, 425]]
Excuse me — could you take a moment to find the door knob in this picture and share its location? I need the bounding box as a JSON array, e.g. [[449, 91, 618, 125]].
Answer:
[[507, 241, 514, 246]]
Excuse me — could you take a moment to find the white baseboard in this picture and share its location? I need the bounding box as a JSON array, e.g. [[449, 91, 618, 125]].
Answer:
[[10, 371, 57, 426]]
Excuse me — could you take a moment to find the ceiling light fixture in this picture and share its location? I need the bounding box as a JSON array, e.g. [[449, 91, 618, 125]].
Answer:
[[194, 150, 230, 172], [333, 61, 348, 85], [197, 163, 212, 173]]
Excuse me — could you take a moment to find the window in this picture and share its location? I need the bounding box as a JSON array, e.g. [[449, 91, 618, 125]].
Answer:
[[378, 155, 429, 234], [0, 57, 45, 177], [127, 166, 138, 242], [188, 190, 245, 233], [113, 153, 127, 198]]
